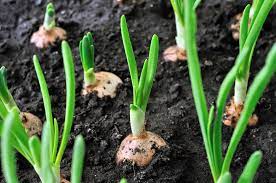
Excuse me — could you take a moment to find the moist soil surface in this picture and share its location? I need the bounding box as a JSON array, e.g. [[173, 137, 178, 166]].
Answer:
[[0, 0, 275, 182]]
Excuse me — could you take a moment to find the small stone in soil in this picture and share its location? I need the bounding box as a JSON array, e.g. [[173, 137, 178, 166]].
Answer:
[[169, 83, 180, 94], [100, 140, 108, 150], [204, 60, 213, 66], [215, 74, 223, 82]]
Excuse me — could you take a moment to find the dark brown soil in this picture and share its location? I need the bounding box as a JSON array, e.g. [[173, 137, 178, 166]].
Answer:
[[0, 0, 275, 182]]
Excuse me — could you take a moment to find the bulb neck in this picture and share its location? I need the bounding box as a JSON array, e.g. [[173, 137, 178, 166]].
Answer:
[[175, 16, 186, 50], [43, 14, 55, 31], [234, 74, 249, 106], [130, 105, 145, 136], [84, 69, 96, 87]]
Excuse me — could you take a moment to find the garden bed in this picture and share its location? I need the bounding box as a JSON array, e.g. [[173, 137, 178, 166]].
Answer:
[[0, 0, 275, 182]]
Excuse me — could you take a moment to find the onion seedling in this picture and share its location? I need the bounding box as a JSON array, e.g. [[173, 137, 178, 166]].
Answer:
[[1, 110, 85, 183], [79, 32, 122, 97], [1, 41, 79, 182], [184, 0, 276, 182], [224, 0, 275, 127], [31, 3, 66, 48], [0, 67, 42, 136], [116, 15, 167, 167], [163, 0, 201, 62]]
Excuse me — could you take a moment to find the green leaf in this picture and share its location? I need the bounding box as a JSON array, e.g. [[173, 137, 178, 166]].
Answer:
[[71, 135, 85, 183], [52, 118, 59, 162], [86, 32, 94, 45], [29, 136, 42, 168], [0, 114, 29, 163], [121, 15, 160, 112], [206, 105, 218, 175], [207, 105, 214, 152], [251, 0, 260, 11], [193, 0, 201, 9], [46, 3, 55, 16], [239, 5, 251, 51], [0, 119, 3, 134], [249, 0, 264, 29], [170, 0, 185, 26], [218, 172, 232, 183], [184, 0, 217, 180], [120, 15, 139, 103], [0, 98, 8, 119], [222, 44, 276, 174], [1, 111, 19, 183], [212, 48, 250, 173], [5, 108, 34, 164], [33, 55, 54, 157], [0, 67, 8, 101], [55, 41, 76, 166], [80, 32, 96, 86], [41, 122, 55, 183], [237, 151, 262, 183], [136, 59, 148, 107], [141, 35, 159, 111], [79, 33, 95, 71], [0, 66, 18, 110]]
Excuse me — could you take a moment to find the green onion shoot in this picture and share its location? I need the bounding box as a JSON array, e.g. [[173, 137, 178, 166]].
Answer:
[[224, 0, 275, 127], [116, 15, 167, 167], [163, 0, 201, 62], [184, 0, 276, 182], [31, 2, 66, 49], [43, 2, 56, 31], [79, 32, 122, 98], [1, 41, 79, 183], [0, 66, 42, 136], [1, 111, 86, 183]]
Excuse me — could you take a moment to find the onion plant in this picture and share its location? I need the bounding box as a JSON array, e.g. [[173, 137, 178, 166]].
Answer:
[[184, 0, 276, 182], [31, 3, 66, 48], [163, 0, 201, 62], [116, 15, 167, 167], [0, 41, 82, 182], [79, 32, 122, 97], [225, 0, 275, 126], [1, 110, 85, 183], [0, 67, 42, 136]]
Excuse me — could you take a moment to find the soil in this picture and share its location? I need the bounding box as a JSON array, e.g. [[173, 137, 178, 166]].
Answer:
[[0, 0, 275, 182]]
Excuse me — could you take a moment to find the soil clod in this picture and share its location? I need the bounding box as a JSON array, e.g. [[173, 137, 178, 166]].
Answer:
[[20, 112, 43, 136]]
